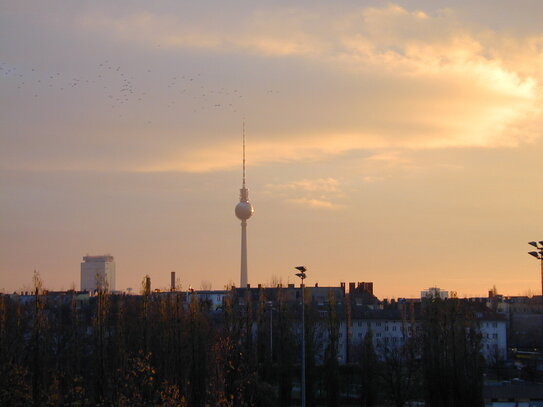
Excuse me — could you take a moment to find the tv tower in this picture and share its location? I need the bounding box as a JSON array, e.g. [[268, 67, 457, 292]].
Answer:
[[235, 122, 254, 288]]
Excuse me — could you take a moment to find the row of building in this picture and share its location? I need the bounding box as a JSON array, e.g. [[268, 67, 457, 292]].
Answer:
[[16, 270, 543, 368], [184, 281, 512, 364], [12, 255, 528, 370]]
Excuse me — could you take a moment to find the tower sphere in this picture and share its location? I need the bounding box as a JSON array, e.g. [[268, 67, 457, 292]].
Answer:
[[235, 201, 254, 220]]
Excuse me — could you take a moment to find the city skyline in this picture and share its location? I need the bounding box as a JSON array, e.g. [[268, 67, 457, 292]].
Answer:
[[1, 1, 543, 298]]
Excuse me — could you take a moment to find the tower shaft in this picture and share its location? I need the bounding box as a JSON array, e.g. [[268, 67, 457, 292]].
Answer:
[[240, 219, 248, 288]]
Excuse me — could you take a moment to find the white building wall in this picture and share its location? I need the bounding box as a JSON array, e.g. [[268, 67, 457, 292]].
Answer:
[[480, 320, 507, 361], [80, 255, 116, 292], [421, 287, 449, 299], [105, 262, 116, 291], [338, 321, 347, 363], [186, 291, 228, 309], [350, 319, 414, 359], [349, 317, 506, 363]]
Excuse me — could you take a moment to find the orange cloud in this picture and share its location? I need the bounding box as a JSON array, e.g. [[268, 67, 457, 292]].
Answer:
[[287, 197, 344, 210], [27, 3, 530, 175], [267, 178, 340, 193], [264, 178, 345, 209]]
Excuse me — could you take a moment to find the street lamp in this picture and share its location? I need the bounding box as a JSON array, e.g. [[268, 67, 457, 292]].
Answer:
[[295, 266, 307, 407], [266, 301, 274, 358], [528, 241, 543, 304]]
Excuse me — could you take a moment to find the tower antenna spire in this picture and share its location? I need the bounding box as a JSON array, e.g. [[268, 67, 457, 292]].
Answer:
[[242, 121, 246, 188]]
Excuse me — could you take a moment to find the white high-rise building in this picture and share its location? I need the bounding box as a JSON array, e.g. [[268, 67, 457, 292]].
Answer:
[[421, 287, 448, 299], [80, 254, 116, 292]]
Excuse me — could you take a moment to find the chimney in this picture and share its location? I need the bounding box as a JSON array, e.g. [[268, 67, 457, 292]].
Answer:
[[171, 271, 176, 291], [247, 283, 251, 289], [359, 282, 374, 296], [349, 282, 355, 293], [315, 283, 318, 287]]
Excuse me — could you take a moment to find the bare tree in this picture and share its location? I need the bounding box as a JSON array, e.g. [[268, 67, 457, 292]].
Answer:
[[421, 298, 484, 407], [200, 280, 212, 291], [32, 271, 46, 407], [325, 291, 340, 407], [359, 331, 378, 407]]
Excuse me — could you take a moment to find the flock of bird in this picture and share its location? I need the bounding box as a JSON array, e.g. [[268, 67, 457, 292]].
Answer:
[[1, 60, 278, 118]]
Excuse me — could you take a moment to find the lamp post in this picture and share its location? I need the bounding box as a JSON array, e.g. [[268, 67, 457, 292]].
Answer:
[[295, 266, 307, 407], [528, 241, 543, 304], [266, 301, 274, 358]]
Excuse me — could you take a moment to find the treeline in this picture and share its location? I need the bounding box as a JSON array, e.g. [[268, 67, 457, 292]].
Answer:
[[0, 276, 485, 407]]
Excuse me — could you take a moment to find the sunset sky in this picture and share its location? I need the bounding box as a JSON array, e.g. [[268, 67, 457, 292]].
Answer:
[[1, 0, 543, 298]]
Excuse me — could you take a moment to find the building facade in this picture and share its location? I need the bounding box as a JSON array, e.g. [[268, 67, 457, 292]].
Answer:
[[80, 254, 116, 292]]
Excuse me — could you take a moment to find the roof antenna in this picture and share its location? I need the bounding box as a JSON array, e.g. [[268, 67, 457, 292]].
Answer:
[[242, 120, 246, 189]]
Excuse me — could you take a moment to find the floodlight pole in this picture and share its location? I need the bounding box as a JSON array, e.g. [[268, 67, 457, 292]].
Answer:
[[267, 301, 274, 357], [528, 242, 543, 305], [295, 267, 307, 407], [540, 256, 543, 305], [540, 254, 543, 304], [301, 278, 305, 407]]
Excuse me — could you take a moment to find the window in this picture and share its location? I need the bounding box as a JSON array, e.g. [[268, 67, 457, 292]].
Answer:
[[392, 326, 397, 331], [492, 322, 497, 328], [492, 333, 498, 340]]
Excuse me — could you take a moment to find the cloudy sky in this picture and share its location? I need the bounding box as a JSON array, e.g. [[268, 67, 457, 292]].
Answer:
[[1, 0, 542, 298]]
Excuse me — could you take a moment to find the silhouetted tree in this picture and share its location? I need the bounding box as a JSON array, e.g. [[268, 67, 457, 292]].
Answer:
[[359, 331, 378, 407], [187, 293, 212, 407], [92, 284, 111, 404], [304, 295, 320, 407], [276, 287, 294, 407], [32, 271, 47, 407], [325, 291, 340, 407], [378, 305, 420, 407], [421, 298, 484, 407], [380, 338, 419, 407], [118, 350, 157, 407]]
